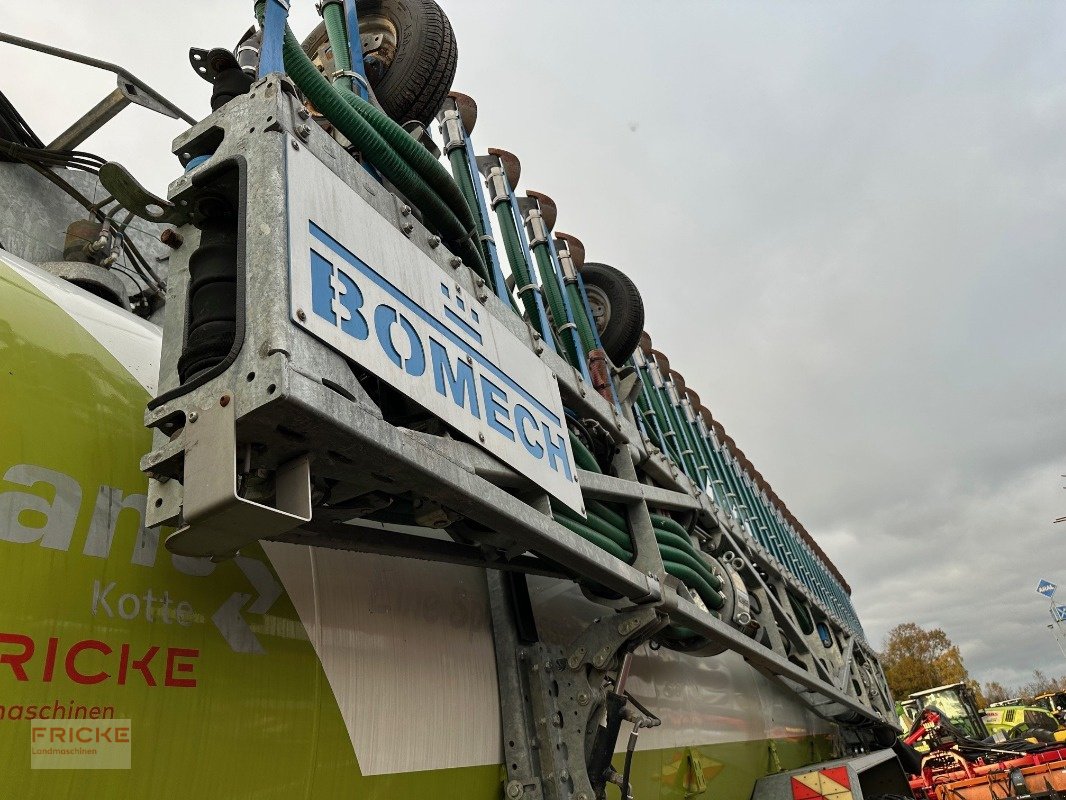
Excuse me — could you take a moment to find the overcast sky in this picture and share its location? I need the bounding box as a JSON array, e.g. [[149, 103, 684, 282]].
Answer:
[[6, 1, 1066, 689]]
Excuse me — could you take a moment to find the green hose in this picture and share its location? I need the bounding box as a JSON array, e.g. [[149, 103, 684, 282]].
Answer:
[[258, 4, 487, 280], [554, 513, 632, 562], [567, 497, 723, 603], [532, 243, 582, 368], [565, 281, 598, 356], [568, 431, 600, 474], [447, 148, 490, 267], [494, 200, 548, 337], [321, 3, 478, 240], [322, 3, 355, 93]]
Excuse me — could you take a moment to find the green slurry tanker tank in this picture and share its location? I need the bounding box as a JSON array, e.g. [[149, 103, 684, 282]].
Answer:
[[0, 2, 904, 797]]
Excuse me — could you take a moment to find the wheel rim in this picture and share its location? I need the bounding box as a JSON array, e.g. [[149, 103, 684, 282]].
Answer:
[[358, 13, 398, 76], [584, 283, 611, 335]]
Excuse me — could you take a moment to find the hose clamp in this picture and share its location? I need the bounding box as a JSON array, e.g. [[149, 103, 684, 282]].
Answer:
[[665, 382, 681, 406], [331, 69, 371, 93], [557, 321, 577, 333], [485, 167, 508, 208], [438, 109, 465, 153], [316, 0, 344, 12], [556, 248, 579, 283], [646, 363, 665, 389], [525, 212, 549, 246], [515, 282, 539, 296]]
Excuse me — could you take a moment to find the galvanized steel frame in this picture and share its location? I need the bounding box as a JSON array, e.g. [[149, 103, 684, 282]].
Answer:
[[141, 80, 894, 734]]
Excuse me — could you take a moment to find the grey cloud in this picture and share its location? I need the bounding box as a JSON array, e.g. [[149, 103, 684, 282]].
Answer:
[[5, 0, 1064, 688]]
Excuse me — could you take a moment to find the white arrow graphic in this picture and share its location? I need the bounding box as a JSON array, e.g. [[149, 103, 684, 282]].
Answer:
[[212, 592, 264, 654], [236, 555, 283, 614]]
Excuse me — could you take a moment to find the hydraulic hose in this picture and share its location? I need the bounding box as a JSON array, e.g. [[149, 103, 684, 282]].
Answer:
[[257, 4, 488, 280]]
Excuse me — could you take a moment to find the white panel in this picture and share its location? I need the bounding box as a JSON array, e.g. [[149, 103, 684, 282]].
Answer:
[[264, 540, 502, 774], [526, 576, 832, 751], [285, 145, 582, 511]]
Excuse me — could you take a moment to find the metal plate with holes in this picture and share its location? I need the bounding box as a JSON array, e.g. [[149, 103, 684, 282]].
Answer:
[[285, 143, 584, 512]]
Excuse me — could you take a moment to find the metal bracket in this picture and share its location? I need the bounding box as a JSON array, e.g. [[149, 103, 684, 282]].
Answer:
[[98, 162, 190, 226], [165, 395, 312, 558], [0, 32, 194, 152], [490, 568, 667, 800]]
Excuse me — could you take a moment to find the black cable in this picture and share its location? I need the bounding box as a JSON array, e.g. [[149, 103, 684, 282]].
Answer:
[[0, 88, 45, 151]]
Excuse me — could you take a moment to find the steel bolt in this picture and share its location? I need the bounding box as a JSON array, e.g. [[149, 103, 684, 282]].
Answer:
[[449, 256, 462, 268], [160, 228, 184, 249], [577, 691, 590, 706], [188, 412, 198, 423], [399, 204, 412, 216], [291, 140, 300, 150], [428, 235, 441, 248], [478, 433, 485, 443], [297, 107, 311, 120], [506, 781, 523, 798], [297, 124, 312, 141], [401, 222, 414, 235], [297, 308, 307, 321]]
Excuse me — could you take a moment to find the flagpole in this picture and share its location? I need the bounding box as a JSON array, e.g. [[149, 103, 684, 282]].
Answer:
[[1037, 581, 1066, 664]]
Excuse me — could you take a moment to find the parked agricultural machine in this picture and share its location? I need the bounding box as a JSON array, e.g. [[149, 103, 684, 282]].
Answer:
[[898, 683, 1066, 800], [0, 2, 907, 797]]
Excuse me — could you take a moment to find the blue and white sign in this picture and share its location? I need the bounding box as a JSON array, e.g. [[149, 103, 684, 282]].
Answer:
[[286, 143, 583, 512], [1038, 580, 1057, 598], [1055, 605, 1066, 622]]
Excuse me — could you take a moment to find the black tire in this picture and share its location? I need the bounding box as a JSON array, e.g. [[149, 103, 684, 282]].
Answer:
[[580, 262, 644, 366], [302, 0, 457, 126]]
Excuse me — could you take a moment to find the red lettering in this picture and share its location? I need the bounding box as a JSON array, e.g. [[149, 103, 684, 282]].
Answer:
[[65, 640, 111, 685], [42, 637, 58, 682], [165, 648, 199, 688], [117, 643, 129, 685], [0, 632, 34, 680], [2, 632, 201, 688], [129, 646, 158, 686]]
